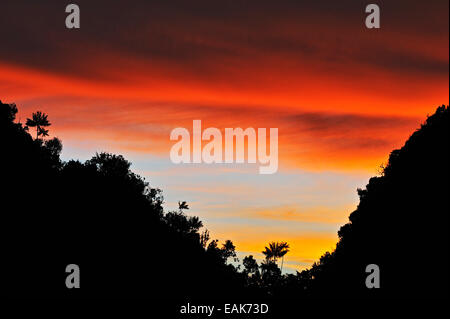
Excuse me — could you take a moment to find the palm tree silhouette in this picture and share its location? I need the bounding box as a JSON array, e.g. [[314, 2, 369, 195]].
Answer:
[[262, 242, 276, 263], [277, 242, 290, 273], [26, 111, 51, 139], [262, 241, 290, 272], [221, 239, 237, 263]]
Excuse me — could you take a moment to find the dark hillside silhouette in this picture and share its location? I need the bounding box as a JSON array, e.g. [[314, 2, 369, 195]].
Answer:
[[294, 105, 450, 298], [0, 100, 250, 300], [1, 99, 448, 301]]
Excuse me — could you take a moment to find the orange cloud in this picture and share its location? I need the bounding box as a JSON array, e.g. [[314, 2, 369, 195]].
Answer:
[[1, 62, 435, 172]]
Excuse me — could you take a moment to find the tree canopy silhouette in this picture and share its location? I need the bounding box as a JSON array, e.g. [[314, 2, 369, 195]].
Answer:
[[0, 99, 248, 300], [293, 105, 450, 299], [25, 111, 51, 139], [262, 241, 290, 273]]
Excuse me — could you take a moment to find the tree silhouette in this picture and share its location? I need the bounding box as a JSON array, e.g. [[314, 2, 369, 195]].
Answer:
[[262, 242, 275, 262], [221, 239, 237, 263], [294, 105, 450, 298], [260, 259, 282, 292], [164, 201, 203, 235], [0, 100, 249, 300], [278, 242, 289, 273], [25, 111, 51, 140], [262, 241, 289, 272], [199, 229, 210, 248], [243, 255, 259, 275]]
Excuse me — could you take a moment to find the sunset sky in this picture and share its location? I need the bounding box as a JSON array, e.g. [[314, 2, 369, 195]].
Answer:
[[1, 0, 448, 272]]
